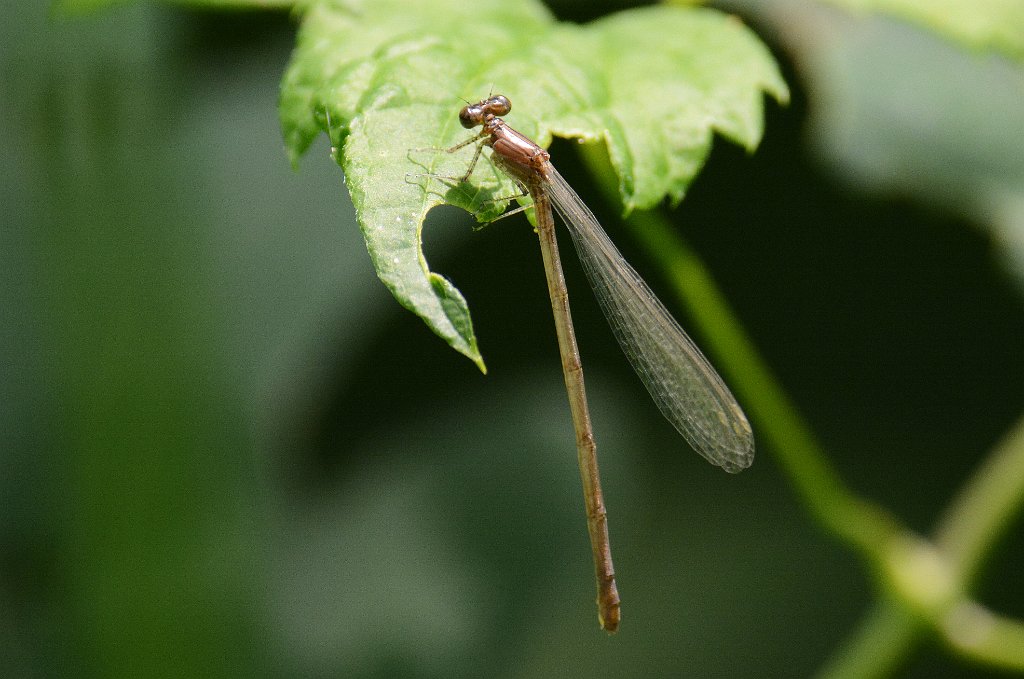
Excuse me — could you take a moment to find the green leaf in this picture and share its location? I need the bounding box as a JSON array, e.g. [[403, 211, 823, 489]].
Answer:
[[279, 0, 787, 370], [820, 0, 1024, 61]]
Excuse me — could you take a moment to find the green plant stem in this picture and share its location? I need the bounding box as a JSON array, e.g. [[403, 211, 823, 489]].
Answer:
[[810, 409, 1024, 676], [944, 607, 1024, 668], [816, 598, 920, 679], [935, 413, 1024, 581], [932, 413, 1024, 668]]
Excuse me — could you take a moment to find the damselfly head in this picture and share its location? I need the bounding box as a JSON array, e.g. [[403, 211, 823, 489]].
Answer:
[[458, 94, 512, 129]]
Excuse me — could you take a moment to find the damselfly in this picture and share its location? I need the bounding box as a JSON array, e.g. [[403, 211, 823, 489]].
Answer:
[[420, 95, 754, 632]]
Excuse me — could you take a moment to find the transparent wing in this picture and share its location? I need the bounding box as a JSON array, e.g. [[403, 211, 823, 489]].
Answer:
[[545, 165, 754, 472]]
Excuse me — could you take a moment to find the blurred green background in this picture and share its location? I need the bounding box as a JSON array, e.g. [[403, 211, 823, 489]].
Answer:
[[3, 1, 1023, 677]]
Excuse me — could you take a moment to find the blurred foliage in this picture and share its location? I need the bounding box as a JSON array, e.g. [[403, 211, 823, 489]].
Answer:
[[2, 1, 1023, 678], [819, 0, 1024, 61], [51, 0, 295, 13], [722, 0, 1024, 288]]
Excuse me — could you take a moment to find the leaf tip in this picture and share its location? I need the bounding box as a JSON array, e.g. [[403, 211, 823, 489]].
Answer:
[[472, 353, 488, 375]]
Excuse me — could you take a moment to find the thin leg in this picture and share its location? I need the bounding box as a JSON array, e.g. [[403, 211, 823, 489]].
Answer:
[[456, 137, 486, 183], [409, 132, 486, 183]]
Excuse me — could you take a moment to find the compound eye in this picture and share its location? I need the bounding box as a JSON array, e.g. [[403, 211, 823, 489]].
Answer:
[[487, 94, 511, 116], [459, 105, 483, 128]]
